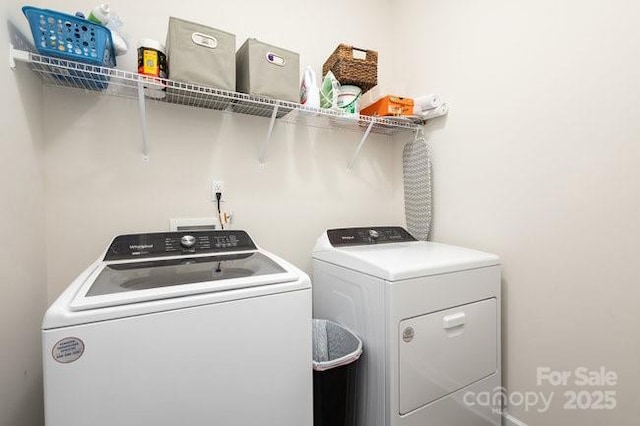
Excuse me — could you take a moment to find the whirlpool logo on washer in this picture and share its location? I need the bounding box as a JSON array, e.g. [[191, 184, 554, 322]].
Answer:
[[52, 337, 85, 363], [129, 244, 153, 250]]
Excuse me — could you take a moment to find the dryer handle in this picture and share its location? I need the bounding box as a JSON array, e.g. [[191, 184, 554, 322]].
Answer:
[[443, 312, 466, 329]]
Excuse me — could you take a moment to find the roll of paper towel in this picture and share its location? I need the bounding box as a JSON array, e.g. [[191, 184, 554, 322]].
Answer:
[[414, 94, 442, 112], [422, 103, 448, 119]]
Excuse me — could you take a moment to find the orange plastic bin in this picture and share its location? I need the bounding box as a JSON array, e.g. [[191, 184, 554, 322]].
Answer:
[[360, 96, 414, 117]]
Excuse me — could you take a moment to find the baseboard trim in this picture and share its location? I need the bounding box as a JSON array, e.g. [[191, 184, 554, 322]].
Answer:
[[503, 412, 528, 426]]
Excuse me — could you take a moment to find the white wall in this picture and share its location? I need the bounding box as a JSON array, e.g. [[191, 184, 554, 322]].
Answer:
[[393, 0, 640, 424], [36, 0, 408, 299], [0, 3, 46, 426]]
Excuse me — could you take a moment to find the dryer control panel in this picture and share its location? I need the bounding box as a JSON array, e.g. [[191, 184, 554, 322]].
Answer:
[[327, 227, 417, 247], [104, 231, 257, 260]]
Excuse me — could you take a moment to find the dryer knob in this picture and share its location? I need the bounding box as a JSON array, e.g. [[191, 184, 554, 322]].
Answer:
[[402, 327, 415, 343], [181, 235, 196, 248], [368, 229, 380, 241]]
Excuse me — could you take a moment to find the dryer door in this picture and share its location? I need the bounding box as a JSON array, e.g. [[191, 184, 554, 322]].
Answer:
[[398, 298, 497, 415]]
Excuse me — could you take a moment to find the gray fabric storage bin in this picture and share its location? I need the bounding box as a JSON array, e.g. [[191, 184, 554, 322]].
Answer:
[[166, 17, 235, 91], [236, 38, 300, 103]]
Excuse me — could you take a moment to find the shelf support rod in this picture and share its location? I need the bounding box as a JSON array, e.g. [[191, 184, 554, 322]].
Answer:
[[259, 102, 279, 166], [347, 120, 375, 171], [136, 81, 149, 162], [9, 44, 30, 70]]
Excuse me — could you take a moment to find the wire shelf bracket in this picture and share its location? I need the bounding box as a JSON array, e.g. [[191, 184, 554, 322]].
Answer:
[[259, 102, 279, 166], [9, 43, 29, 70], [136, 81, 149, 162], [347, 120, 375, 171]]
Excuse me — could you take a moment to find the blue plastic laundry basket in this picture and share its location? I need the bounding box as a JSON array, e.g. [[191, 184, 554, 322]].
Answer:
[[23, 6, 116, 67], [22, 6, 117, 90]]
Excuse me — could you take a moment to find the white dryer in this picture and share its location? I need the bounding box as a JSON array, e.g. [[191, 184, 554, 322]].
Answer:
[[312, 227, 501, 426], [43, 230, 312, 426]]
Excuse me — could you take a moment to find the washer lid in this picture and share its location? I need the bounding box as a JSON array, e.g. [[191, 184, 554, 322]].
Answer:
[[314, 237, 499, 281], [70, 251, 298, 311]]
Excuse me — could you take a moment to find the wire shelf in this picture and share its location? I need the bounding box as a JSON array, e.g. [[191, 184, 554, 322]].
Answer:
[[20, 50, 421, 136]]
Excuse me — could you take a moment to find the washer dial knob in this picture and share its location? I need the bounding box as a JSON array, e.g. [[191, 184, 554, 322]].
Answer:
[[368, 229, 380, 242], [180, 235, 196, 248]]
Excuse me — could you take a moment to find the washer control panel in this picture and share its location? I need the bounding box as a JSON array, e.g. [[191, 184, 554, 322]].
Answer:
[[104, 231, 257, 261], [327, 227, 417, 247]]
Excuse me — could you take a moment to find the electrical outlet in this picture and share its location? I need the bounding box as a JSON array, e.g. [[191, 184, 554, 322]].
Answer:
[[211, 180, 224, 200]]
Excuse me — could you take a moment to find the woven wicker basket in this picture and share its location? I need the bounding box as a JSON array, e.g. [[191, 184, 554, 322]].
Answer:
[[323, 44, 378, 94]]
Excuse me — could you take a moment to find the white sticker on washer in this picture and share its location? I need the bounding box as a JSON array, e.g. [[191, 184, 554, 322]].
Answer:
[[52, 337, 85, 363]]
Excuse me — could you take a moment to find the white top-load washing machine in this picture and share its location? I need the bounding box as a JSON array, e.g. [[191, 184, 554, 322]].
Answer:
[[43, 230, 312, 426], [313, 227, 501, 426]]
